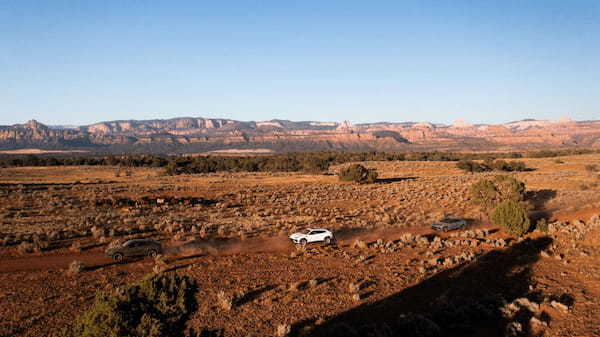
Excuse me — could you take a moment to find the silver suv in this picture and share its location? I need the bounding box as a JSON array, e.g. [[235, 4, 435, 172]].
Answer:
[[431, 217, 467, 232], [106, 239, 163, 262]]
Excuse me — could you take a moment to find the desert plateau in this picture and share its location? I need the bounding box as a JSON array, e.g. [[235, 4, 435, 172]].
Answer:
[[2, 153, 600, 336], [4, 2, 599, 336]]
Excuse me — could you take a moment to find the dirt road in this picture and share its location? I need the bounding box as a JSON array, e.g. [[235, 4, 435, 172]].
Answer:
[[0, 226, 486, 273], [0, 251, 112, 273]]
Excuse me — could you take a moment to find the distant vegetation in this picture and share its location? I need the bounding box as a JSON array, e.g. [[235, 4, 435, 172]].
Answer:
[[456, 159, 528, 173], [338, 164, 378, 184], [63, 273, 197, 337], [0, 148, 597, 175]]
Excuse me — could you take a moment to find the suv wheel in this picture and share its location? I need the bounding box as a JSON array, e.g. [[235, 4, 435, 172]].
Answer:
[[147, 249, 158, 258], [324, 237, 332, 245], [300, 238, 307, 247], [113, 253, 124, 262], [443, 226, 449, 232]]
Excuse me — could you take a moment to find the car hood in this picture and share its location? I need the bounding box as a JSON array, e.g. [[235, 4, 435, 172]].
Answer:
[[105, 247, 120, 254], [289, 233, 306, 240]]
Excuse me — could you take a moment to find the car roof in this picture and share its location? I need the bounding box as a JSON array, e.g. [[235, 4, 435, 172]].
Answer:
[[306, 228, 330, 231], [124, 239, 157, 244]]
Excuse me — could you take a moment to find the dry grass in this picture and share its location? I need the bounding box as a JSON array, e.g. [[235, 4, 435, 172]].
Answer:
[[217, 291, 233, 311], [67, 260, 85, 275], [275, 323, 291, 337], [3, 154, 600, 336]]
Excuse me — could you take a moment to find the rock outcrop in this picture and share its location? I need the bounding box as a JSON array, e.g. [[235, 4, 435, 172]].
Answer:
[[1, 117, 600, 153]]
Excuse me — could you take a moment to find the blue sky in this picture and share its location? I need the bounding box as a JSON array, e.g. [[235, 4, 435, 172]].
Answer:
[[1, 1, 599, 126]]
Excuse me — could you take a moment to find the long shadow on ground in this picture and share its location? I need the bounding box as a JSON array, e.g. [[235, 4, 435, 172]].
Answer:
[[307, 236, 553, 337], [377, 177, 418, 184]]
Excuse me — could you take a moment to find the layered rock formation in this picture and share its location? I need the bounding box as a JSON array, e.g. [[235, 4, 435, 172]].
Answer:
[[1, 117, 600, 154]]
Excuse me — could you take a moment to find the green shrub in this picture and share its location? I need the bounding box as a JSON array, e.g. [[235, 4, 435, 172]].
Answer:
[[469, 175, 526, 209], [493, 175, 526, 200], [493, 160, 528, 172], [457, 159, 529, 173], [64, 273, 197, 337], [456, 160, 490, 173], [469, 179, 498, 209], [17, 242, 35, 254], [491, 200, 531, 236], [338, 164, 378, 184], [507, 161, 527, 171]]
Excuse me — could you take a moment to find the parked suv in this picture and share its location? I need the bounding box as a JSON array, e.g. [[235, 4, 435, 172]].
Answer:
[[106, 239, 163, 262], [289, 228, 335, 246], [431, 217, 467, 232]]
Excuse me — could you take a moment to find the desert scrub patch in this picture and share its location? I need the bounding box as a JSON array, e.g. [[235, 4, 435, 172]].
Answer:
[[585, 164, 598, 172], [469, 175, 526, 210], [69, 240, 82, 252], [456, 160, 491, 173], [492, 200, 531, 237], [276, 323, 291, 337], [67, 260, 86, 275], [62, 272, 197, 337], [217, 291, 233, 311], [536, 218, 549, 233], [578, 184, 590, 191], [17, 241, 34, 254], [338, 164, 378, 184], [352, 239, 368, 249]]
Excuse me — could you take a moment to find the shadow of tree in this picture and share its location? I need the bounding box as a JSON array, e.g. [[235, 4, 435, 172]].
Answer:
[[526, 189, 557, 210], [377, 177, 418, 184], [306, 236, 553, 337], [187, 327, 224, 337], [85, 261, 121, 271], [527, 189, 558, 224], [236, 285, 278, 306]]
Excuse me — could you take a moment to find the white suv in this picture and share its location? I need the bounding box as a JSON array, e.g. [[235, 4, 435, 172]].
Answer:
[[289, 228, 335, 246]]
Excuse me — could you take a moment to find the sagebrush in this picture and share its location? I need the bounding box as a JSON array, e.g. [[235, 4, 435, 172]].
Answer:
[[469, 175, 526, 209], [63, 273, 197, 337], [338, 164, 378, 184], [491, 200, 531, 236]]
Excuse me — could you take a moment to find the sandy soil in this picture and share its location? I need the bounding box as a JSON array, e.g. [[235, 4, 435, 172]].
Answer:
[[2, 154, 600, 336]]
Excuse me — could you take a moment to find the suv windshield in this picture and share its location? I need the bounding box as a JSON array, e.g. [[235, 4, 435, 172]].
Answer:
[[123, 241, 135, 247]]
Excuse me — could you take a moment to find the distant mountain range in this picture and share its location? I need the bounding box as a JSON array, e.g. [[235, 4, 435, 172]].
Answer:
[[1, 116, 600, 154]]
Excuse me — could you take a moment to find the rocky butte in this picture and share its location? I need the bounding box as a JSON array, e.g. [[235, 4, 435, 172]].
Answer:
[[1, 116, 600, 154]]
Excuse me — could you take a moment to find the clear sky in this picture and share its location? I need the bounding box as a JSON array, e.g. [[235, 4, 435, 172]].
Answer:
[[1, 1, 599, 126]]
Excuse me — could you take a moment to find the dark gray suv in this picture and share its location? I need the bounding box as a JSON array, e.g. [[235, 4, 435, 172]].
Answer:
[[106, 239, 163, 262]]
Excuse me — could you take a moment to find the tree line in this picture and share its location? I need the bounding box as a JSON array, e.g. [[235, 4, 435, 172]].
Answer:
[[0, 148, 598, 174]]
